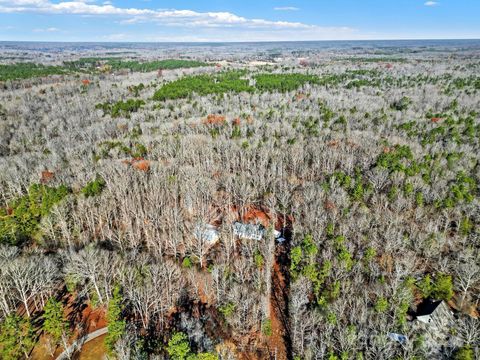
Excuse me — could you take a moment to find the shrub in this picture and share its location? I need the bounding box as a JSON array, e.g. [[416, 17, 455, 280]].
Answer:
[[81, 176, 106, 197], [374, 297, 389, 313], [182, 257, 192, 268], [261, 319, 272, 336], [254, 250, 264, 268], [218, 302, 236, 318], [391, 96, 411, 111], [454, 346, 474, 360]]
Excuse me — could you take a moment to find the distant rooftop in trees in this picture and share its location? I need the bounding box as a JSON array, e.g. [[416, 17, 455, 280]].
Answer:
[[232, 222, 265, 241]]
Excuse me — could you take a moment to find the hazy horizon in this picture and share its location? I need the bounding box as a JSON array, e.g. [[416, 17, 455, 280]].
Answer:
[[1, 1, 480, 42]]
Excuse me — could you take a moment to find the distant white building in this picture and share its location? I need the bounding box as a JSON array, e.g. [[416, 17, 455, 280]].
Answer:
[[232, 222, 265, 241], [193, 223, 219, 244], [232, 222, 284, 241]]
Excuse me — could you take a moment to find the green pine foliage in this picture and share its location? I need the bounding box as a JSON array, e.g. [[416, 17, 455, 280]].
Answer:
[[106, 285, 126, 355], [417, 273, 454, 301], [154, 72, 321, 101], [431, 273, 454, 301], [374, 297, 389, 313], [0, 314, 36, 360], [42, 297, 70, 345], [261, 319, 272, 336], [65, 58, 208, 72], [96, 99, 145, 118], [167, 332, 192, 360], [81, 176, 106, 197], [454, 345, 475, 360], [254, 73, 319, 92], [166, 332, 218, 360], [0, 63, 68, 81], [153, 71, 253, 101], [0, 184, 70, 245]]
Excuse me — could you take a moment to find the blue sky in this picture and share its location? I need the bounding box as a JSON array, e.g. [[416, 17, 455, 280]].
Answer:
[[0, 0, 479, 42]]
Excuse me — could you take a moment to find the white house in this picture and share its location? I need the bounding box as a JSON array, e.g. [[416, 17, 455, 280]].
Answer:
[[232, 222, 265, 241]]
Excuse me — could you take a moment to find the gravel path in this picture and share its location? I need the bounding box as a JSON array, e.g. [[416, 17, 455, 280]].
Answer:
[[56, 327, 108, 360]]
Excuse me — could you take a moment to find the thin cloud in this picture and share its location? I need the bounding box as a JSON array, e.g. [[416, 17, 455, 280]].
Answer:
[[424, 1, 438, 6], [274, 6, 299, 11], [33, 27, 60, 32], [0, 0, 359, 41], [0, 1, 311, 29]]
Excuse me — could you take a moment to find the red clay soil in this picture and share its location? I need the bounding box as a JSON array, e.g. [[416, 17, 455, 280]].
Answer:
[[40, 170, 55, 184], [30, 293, 107, 359], [267, 241, 292, 360], [203, 114, 226, 125], [122, 158, 151, 172], [77, 334, 107, 360], [233, 205, 293, 232], [131, 159, 151, 172]]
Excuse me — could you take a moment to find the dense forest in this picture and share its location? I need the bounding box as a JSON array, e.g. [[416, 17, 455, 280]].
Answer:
[[0, 45, 479, 360]]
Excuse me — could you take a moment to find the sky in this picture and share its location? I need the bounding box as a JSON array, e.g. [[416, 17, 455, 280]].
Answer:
[[0, 0, 479, 42]]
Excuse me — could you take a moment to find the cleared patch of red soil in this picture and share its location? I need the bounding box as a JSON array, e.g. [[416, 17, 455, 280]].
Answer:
[[122, 158, 151, 172], [132, 159, 151, 172], [267, 241, 292, 360], [203, 114, 226, 125], [324, 200, 336, 211], [40, 170, 55, 184], [234, 205, 293, 232], [30, 293, 107, 360]]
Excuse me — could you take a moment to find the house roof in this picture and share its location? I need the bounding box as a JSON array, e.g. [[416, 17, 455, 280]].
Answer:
[[416, 299, 443, 317], [233, 221, 265, 240]]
